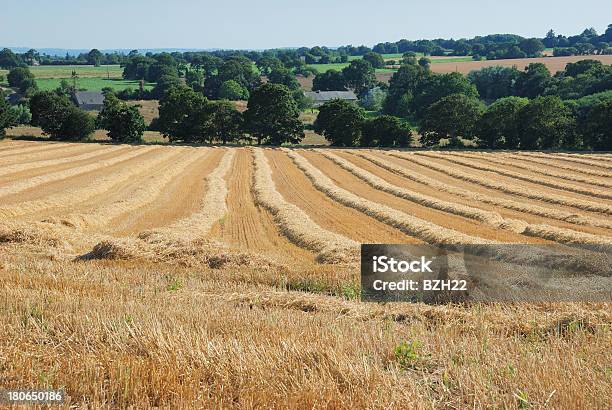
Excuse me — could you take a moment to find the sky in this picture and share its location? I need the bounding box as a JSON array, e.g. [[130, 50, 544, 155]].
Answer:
[[2, 0, 610, 50]]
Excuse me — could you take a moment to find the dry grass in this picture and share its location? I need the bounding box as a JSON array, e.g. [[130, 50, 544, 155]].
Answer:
[[322, 150, 612, 249], [1, 141, 611, 408], [450, 152, 612, 189], [519, 152, 612, 170], [356, 151, 612, 231], [416, 151, 612, 199], [390, 152, 612, 215], [252, 148, 359, 264]]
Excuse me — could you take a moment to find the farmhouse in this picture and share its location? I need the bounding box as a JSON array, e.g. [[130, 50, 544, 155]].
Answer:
[[304, 90, 358, 106], [73, 91, 105, 111]]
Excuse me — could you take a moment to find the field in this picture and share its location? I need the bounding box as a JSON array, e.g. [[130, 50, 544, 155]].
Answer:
[[0, 139, 610, 407], [0, 65, 155, 92]]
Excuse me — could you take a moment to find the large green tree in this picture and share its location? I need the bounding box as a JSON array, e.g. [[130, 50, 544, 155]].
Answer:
[[515, 63, 553, 99], [413, 72, 479, 118], [363, 52, 385, 69], [517, 96, 576, 149], [157, 86, 210, 143], [312, 70, 347, 91], [218, 80, 249, 100], [383, 63, 430, 117], [581, 98, 611, 151], [475, 96, 529, 148], [361, 115, 410, 147], [29, 91, 94, 141], [342, 59, 376, 96], [467, 66, 520, 101], [97, 94, 146, 143], [420, 94, 484, 147], [87, 49, 103, 66], [203, 100, 244, 145], [244, 83, 304, 145], [313, 99, 366, 146]]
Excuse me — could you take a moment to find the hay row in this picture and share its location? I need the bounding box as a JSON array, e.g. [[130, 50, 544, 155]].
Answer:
[[414, 151, 612, 199], [0, 148, 176, 220], [288, 150, 609, 275], [0, 146, 159, 198], [517, 152, 612, 170], [286, 149, 488, 246], [500, 153, 611, 178], [388, 152, 612, 215], [448, 152, 612, 188], [554, 152, 612, 163], [140, 149, 236, 243], [0, 143, 92, 165], [0, 145, 125, 177], [355, 151, 612, 230], [0, 143, 69, 159], [251, 149, 359, 264], [57, 148, 209, 229], [323, 151, 612, 248]]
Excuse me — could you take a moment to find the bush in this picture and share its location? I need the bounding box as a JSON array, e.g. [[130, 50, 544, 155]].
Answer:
[[11, 104, 32, 125], [359, 87, 387, 111], [97, 95, 146, 143], [59, 108, 96, 141]]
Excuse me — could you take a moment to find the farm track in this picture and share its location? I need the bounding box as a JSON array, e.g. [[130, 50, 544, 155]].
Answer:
[[300, 150, 533, 242], [414, 151, 612, 199], [388, 152, 612, 215], [355, 151, 612, 236], [266, 149, 411, 244], [210, 149, 318, 264]]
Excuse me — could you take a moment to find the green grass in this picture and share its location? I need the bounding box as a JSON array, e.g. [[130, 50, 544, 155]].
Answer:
[[430, 57, 474, 63], [35, 78, 155, 92]]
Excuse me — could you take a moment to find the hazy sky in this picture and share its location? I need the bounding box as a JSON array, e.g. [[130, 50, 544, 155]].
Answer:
[[2, 0, 610, 49]]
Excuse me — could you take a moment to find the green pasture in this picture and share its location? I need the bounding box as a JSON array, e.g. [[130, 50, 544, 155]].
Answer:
[[35, 77, 154, 92]]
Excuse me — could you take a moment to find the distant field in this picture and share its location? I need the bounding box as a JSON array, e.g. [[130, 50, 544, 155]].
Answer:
[[0, 65, 154, 92], [35, 77, 154, 92], [309, 55, 474, 73]]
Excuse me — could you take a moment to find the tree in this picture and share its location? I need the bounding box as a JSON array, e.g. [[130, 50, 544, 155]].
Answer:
[[157, 86, 210, 143], [244, 83, 304, 145], [420, 94, 484, 147], [342, 59, 376, 96], [475, 97, 529, 148], [515, 63, 553, 98], [0, 48, 23, 69], [313, 99, 366, 146], [581, 98, 611, 150], [87, 49, 104, 66], [312, 70, 347, 91], [517, 96, 576, 149], [24, 49, 40, 65], [7, 67, 37, 94], [413, 72, 479, 119], [361, 115, 410, 147], [0, 97, 18, 139], [383, 63, 430, 116], [467, 66, 520, 101], [359, 87, 387, 111], [363, 52, 385, 69], [203, 100, 244, 144], [29, 91, 95, 141], [519, 38, 545, 56], [97, 94, 146, 143], [152, 74, 182, 99], [418, 57, 431, 69], [268, 67, 301, 90], [218, 80, 249, 100]]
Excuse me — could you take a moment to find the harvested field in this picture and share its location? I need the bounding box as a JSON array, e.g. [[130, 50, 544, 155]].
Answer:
[[1, 140, 611, 408]]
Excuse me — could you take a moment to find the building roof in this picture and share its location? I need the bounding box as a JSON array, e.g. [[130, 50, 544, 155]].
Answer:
[[74, 91, 105, 106], [304, 90, 358, 102]]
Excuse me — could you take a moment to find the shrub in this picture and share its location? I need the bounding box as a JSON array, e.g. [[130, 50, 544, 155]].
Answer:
[[11, 104, 32, 125], [359, 87, 387, 111], [0, 97, 18, 138]]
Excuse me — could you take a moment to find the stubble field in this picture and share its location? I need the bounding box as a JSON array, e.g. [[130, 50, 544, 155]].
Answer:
[[0, 140, 610, 408]]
